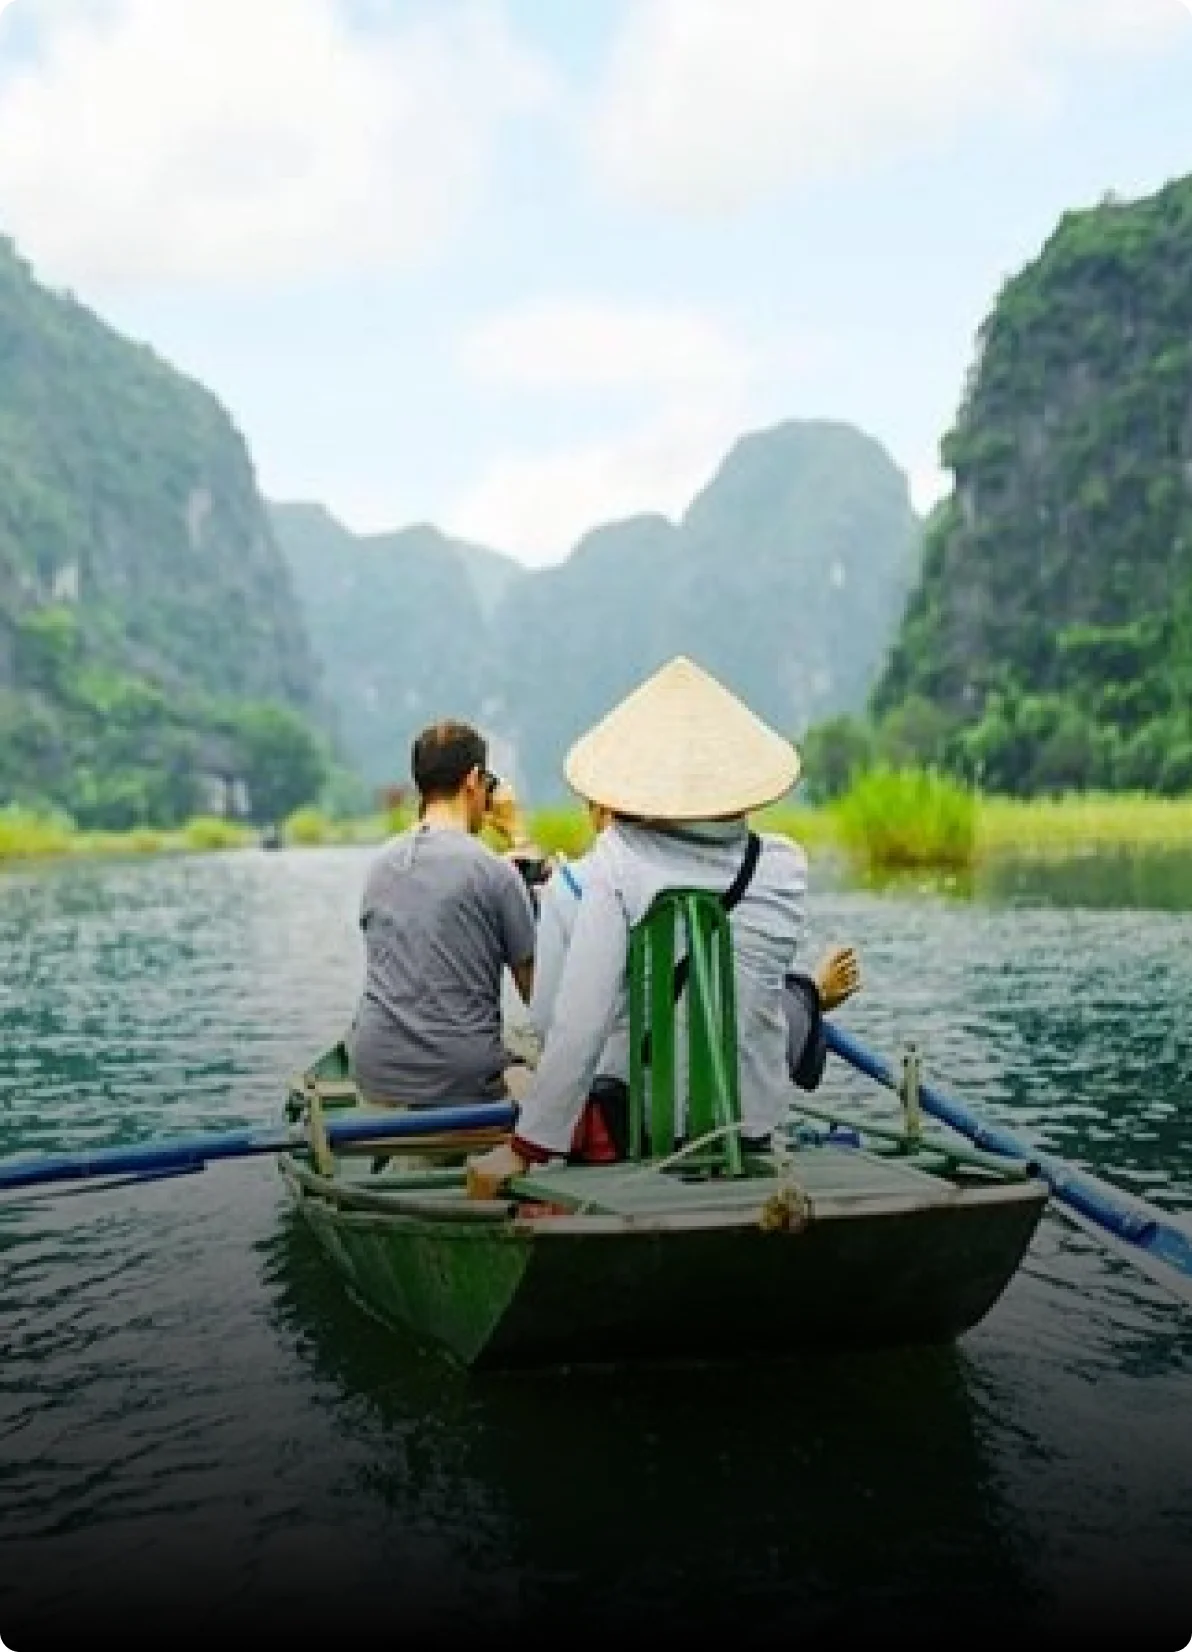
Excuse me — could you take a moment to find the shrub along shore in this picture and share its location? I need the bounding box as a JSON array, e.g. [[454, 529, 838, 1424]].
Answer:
[[6, 773, 1192, 873]]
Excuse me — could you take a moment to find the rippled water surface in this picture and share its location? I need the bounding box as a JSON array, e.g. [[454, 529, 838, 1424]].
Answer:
[[1, 845, 1190, 1649]]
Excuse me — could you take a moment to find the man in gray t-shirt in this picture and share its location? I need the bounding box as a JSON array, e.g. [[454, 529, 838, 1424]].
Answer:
[[349, 720, 537, 1107]]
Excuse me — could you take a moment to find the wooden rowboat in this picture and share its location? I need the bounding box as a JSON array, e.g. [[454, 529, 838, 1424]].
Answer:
[[3, 902, 1187, 1358], [278, 1028, 1050, 1372]]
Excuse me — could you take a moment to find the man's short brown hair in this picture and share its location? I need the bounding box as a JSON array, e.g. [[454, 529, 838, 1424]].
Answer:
[[411, 720, 488, 803]]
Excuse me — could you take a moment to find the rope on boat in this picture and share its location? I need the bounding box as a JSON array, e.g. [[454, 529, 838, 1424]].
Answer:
[[289, 1162, 516, 1222], [568, 1122, 813, 1230], [648, 1122, 751, 1177]]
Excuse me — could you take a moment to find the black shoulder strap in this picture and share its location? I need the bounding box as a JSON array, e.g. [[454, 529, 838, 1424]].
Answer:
[[719, 830, 762, 916], [640, 832, 761, 1065]]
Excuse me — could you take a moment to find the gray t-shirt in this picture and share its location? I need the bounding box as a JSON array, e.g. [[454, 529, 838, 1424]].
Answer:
[[350, 825, 536, 1106]]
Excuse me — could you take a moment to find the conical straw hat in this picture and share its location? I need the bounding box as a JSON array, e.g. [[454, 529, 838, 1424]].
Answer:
[[563, 656, 800, 820]]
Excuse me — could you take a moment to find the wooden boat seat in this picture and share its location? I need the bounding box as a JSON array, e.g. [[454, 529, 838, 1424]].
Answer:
[[627, 887, 744, 1178], [309, 1078, 362, 1107]]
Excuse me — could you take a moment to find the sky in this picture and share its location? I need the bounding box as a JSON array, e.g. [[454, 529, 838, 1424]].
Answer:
[[0, 0, 1190, 568]]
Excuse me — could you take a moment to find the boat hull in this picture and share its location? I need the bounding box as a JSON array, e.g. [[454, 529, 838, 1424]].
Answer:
[[279, 1154, 1047, 1370]]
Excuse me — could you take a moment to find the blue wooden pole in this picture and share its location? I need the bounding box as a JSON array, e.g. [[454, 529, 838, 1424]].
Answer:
[[824, 1021, 1192, 1287], [0, 1101, 517, 1194]]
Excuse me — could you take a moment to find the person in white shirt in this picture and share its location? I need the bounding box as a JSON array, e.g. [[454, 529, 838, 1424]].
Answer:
[[524, 801, 615, 1046], [466, 655, 859, 1195]]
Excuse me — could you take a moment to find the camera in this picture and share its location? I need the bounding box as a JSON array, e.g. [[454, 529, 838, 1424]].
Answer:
[[512, 853, 552, 891]]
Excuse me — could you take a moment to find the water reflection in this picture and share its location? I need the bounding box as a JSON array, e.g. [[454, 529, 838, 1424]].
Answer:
[[979, 846, 1192, 912], [2, 848, 1191, 1647], [264, 1210, 1041, 1641], [830, 845, 1192, 913]]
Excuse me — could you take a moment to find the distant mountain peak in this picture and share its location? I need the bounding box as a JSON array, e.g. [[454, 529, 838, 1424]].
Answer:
[[271, 417, 921, 800]]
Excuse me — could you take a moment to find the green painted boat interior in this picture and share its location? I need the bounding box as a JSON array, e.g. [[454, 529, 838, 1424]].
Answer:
[[280, 887, 1051, 1367], [510, 1148, 971, 1215]]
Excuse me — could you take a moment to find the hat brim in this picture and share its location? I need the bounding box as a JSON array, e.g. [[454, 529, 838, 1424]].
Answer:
[[562, 656, 801, 819]]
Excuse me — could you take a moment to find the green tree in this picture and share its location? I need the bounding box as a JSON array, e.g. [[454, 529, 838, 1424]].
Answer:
[[797, 714, 875, 802], [874, 695, 956, 769], [228, 702, 328, 824], [13, 606, 83, 694]]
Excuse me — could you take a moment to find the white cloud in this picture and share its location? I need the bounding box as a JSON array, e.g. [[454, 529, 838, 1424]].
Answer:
[[458, 297, 753, 393], [444, 400, 751, 566], [0, 0, 557, 287], [908, 461, 950, 518], [588, 0, 1189, 212], [446, 297, 771, 561]]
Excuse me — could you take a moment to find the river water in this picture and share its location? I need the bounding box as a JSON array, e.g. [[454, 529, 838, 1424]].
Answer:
[[1, 844, 1190, 1650]]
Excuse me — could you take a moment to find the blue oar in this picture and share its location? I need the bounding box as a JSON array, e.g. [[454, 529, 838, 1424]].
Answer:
[[825, 1020, 1192, 1306], [0, 1101, 517, 1194]]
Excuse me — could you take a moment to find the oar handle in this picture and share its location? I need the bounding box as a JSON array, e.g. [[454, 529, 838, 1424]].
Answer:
[[824, 1021, 1160, 1246], [0, 1101, 518, 1193]]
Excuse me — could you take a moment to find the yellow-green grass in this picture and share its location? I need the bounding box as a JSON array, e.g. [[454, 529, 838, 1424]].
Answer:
[[73, 827, 173, 856], [752, 802, 840, 854], [322, 810, 401, 844], [517, 801, 838, 860], [280, 807, 401, 847], [831, 768, 979, 872], [9, 787, 1192, 871], [0, 808, 76, 860], [525, 807, 600, 859], [0, 810, 258, 863], [978, 792, 1192, 854], [282, 806, 333, 846], [180, 815, 256, 851]]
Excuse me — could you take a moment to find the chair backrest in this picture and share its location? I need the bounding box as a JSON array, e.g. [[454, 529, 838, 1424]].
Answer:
[[626, 888, 744, 1177]]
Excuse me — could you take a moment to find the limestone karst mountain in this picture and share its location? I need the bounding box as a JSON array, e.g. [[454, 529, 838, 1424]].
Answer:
[[873, 172, 1192, 796], [271, 419, 921, 803], [0, 235, 326, 824]]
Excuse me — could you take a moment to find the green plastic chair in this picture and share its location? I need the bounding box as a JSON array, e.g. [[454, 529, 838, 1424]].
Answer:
[[626, 888, 745, 1177]]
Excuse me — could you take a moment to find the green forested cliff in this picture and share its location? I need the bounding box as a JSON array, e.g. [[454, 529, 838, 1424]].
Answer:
[[2, 223, 918, 825], [14, 169, 1192, 824], [873, 174, 1192, 795], [0, 237, 329, 826], [272, 419, 920, 803]]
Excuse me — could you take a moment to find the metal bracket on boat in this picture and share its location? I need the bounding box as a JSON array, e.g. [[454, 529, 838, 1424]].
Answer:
[[302, 1077, 336, 1177], [898, 1042, 923, 1142]]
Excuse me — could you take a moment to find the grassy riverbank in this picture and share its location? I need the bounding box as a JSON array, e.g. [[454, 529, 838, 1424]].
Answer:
[[525, 786, 1192, 878], [0, 804, 400, 863], [977, 793, 1192, 853], [0, 808, 258, 861], [527, 783, 1192, 872], [5, 785, 1192, 871]]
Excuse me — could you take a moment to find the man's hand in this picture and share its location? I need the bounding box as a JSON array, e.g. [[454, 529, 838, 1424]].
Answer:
[[466, 1139, 529, 1199], [485, 782, 528, 848]]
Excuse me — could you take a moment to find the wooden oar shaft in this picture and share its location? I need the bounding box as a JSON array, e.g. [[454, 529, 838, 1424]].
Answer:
[[0, 1102, 517, 1193], [825, 1021, 1192, 1281]]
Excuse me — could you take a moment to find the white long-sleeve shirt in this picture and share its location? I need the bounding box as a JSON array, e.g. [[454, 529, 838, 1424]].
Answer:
[[513, 817, 808, 1155], [499, 854, 593, 1066], [526, 856, 588, 1042]]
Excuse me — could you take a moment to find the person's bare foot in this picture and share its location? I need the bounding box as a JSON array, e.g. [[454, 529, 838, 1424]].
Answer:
[[814, 944, 860, 1012]]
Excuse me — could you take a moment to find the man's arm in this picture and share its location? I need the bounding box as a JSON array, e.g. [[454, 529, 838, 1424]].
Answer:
[[494, 858, 538, 1005]]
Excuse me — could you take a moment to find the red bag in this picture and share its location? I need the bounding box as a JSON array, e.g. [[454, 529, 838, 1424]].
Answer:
[[567, 1080, 629, 1165]]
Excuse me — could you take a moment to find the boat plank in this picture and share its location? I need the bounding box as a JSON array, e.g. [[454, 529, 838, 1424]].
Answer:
[[512, 1146, 967, 1217]]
